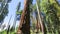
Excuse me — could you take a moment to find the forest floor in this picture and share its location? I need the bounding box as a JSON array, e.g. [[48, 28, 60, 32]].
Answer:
[[0, 29, 58, 34]]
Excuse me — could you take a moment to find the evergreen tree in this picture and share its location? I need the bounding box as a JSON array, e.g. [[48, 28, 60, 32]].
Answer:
[[17, 0, 33, 34], [0, 0, 11, 24]]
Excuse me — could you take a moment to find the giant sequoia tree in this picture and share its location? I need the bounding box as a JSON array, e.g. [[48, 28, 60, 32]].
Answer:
[[17, 0, 33, 34]]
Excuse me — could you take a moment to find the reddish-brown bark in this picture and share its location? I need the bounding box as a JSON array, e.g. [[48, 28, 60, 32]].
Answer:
[[17, 0, 31, 34]]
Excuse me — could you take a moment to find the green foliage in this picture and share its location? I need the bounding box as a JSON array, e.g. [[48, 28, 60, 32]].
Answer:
[[16, 2, 21, 11], [40, 0, 60, 33], [49, 0, 60, 17], [16, 10, 22, 15]]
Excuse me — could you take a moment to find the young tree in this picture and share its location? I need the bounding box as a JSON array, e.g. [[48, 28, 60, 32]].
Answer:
[[36, 0, 47, 34], [12, 2, 21, 32]]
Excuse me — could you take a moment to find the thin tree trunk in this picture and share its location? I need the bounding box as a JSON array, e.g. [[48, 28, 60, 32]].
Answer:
[[36, 1, 47, 34], [35, 11, 41, 33], [7, 15, 12, 34], [17, 0, 31, 34], [13, 2, 21, 32]]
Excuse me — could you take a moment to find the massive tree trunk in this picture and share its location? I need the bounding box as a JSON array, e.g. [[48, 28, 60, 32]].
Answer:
[[17, 0, 32, 34]]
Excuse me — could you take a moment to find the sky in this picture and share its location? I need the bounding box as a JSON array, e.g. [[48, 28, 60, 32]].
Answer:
[[3, 0, 36, 28]]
